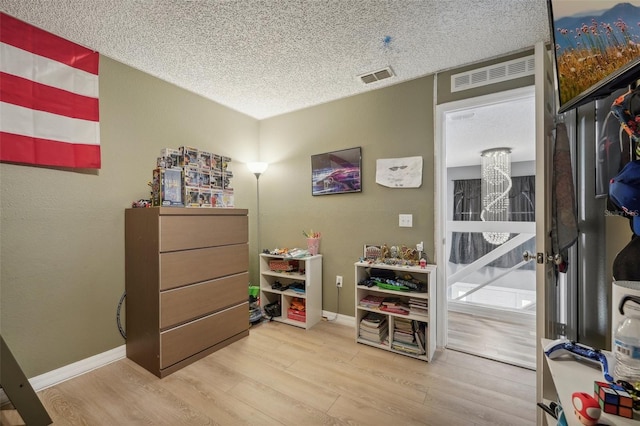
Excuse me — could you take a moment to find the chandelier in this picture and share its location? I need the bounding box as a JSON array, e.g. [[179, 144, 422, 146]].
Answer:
[[480, 148, 512, 245]]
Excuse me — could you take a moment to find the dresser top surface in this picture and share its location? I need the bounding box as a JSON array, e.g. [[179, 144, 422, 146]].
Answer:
[[126, 207, 248, 216]]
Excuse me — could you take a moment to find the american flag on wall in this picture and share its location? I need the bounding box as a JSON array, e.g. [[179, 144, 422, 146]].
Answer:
[[0, 12, 100, 169]]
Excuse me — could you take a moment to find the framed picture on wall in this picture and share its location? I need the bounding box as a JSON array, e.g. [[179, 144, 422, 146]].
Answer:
[[311, 147, 362, 195]]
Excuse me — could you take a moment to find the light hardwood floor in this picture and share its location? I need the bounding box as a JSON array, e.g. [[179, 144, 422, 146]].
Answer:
[[4, 320, 536, 425], [447, 310, 537, 370]]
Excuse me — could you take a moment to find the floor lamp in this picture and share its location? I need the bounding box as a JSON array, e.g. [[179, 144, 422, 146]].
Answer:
[[247, 162, 268, 253]]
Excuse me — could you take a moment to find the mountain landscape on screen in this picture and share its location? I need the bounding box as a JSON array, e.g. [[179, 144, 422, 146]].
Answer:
[[549, 1, 640, 111]]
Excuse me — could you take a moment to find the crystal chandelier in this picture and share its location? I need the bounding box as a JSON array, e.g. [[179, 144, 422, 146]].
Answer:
[[480, 148, 512, 245]]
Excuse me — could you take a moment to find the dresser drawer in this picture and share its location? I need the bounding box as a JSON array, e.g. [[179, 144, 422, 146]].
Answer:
[[160, 214, 248, 252], [160, 244, 248, 290], [160, 303, 248, 369], [160, 272, 247, 329]]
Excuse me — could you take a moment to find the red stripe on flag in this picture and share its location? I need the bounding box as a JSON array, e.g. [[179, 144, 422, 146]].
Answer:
[[0, 132, 101, 169], [0, 73, 99, 121], [0, 13, 98, 75]]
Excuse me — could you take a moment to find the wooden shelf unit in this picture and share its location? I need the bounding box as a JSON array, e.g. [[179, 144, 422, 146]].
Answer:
[[355, 262, 437, 362], [125, 207, 249, 378], [259, 253, 322, 329]]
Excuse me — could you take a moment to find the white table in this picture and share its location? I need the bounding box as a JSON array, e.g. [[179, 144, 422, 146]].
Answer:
[[542, 338, 638, 425]]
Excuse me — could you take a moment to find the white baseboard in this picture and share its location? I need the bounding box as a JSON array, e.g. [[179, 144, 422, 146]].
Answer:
[[322, 311, 355, 327], [0, 345, 125, 404]]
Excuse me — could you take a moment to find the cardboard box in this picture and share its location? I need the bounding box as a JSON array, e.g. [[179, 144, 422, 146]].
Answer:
[[198, 151, 212, 170], [199, 170, 211, 187], [184, 186, 200, 208], [211, 170, 223, 189], [199, 188, 212, 207], [151, 168, 183, 207], [223, 170, 233, 189], [212, 154, 222, 171], [221, 156, 231, 171], [184, 167, 199, 188], [222, 189, 234, 207], [212, 189, 234, 207], [179, 146, 198, 168], [160, 148, 182, 168]]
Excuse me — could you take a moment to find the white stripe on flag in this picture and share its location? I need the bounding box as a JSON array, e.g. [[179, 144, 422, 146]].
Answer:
[[0, 102, 100, 145], [0, 43, 99, 98]]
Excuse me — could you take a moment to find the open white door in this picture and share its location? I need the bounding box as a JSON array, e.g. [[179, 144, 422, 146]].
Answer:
[[534, 41, 558, 425]]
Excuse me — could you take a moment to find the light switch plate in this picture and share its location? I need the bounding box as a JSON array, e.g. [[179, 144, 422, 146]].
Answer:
[[399, 214, 413, 227]]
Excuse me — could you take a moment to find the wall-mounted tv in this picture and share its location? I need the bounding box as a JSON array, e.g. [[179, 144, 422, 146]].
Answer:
[[311, 147, 361, 196], [547, 0, 640, 113]]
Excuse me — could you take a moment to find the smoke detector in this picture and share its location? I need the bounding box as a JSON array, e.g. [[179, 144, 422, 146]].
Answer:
[[358, 67, 394, 85]]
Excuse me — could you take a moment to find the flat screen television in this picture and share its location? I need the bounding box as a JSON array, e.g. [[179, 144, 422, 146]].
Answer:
[[311, 147, 361, 196], [547, 0, 640, 113]]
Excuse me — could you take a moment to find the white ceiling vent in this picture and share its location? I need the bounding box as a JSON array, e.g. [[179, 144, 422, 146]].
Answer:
[[451, 55, 534, 92], [358, 67, 394, 85]]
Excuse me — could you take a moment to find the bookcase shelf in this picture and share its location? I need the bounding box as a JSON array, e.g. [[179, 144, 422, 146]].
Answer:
[[259, 253, 322, 329], [355, 261, 437, 362]]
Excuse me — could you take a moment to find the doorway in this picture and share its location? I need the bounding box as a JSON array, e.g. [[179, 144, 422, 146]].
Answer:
[[436, 86, 537, 369]]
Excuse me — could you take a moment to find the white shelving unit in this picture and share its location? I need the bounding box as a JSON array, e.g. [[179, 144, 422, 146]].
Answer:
[[259, 253, 322, 329], [355, 262, 437, 361], [541, 338, 638, 425]]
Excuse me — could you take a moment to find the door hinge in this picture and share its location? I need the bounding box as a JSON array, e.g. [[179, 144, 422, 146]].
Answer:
[[537, 252, 564, 265]]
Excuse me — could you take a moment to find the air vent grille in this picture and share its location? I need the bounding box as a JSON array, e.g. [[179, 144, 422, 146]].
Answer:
[[358, 67, 394, 85], [489, 66, 506, 80], [451, 55, 534, 92]]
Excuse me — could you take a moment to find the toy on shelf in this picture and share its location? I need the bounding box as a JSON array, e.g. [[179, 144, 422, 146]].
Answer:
[[544, 338, 614, 383], [571, 391, 601, 425], [361, 243, 427, 267], [594, 381, 634, 419], [149, 146, 234, 208], [131, 199, 151, 208]]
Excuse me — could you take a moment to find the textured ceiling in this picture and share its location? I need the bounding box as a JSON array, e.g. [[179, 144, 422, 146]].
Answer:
[[0, 0, 550, 119], [444, 88, 536, 167]]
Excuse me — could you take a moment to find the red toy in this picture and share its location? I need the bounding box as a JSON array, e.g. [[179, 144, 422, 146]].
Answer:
[[572, 391, 601, 426]]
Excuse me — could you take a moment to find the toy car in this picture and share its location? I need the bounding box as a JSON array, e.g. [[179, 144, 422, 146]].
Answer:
[[314, 167, 361, 192]]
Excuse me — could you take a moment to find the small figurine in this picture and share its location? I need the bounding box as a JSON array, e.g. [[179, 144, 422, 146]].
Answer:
[[132, 199, 151, 208], [419, 258, 427, 269], [572, 392, 601, 426]]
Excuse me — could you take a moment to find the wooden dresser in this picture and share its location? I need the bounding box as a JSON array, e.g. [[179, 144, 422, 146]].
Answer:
[[125, 207, 249, 377]]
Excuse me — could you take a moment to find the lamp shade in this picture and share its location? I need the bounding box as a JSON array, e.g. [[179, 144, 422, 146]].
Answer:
[[247, 162, 269, 175]]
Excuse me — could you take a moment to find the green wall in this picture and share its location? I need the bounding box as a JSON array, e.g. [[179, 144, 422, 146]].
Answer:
[[0, 45, 547, 379], [1, 54, 435, 378], [258, 76, 435, 317], [0, 56, 259, 377]]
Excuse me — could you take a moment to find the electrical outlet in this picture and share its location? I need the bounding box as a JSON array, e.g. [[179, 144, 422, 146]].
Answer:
[[417, 241, 424, 252], [336, 275, 343, 287]]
